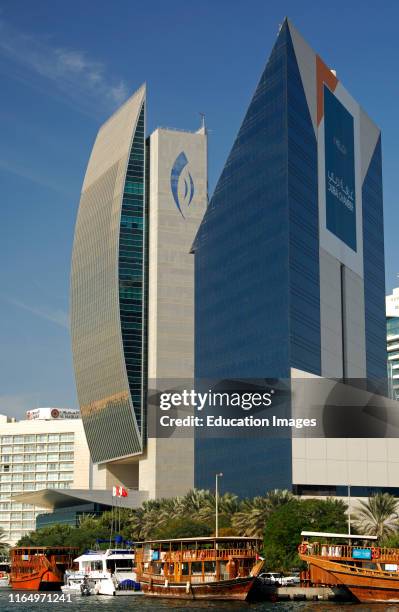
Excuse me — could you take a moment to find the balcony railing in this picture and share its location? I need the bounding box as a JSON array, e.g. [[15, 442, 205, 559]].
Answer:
[[303, 542, 399, 563]]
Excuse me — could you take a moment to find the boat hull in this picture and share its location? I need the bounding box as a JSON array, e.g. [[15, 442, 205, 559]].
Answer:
[[11, 575, 63, 591], [140, 576, 256, 600], [11, 564, 64, 590], [10, 547, 77, 592], [302, 554, 399, 603], [328, 567, 399, 603]]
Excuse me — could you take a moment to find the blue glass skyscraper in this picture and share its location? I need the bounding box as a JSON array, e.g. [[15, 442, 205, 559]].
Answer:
[[193, 19, 386, 497]]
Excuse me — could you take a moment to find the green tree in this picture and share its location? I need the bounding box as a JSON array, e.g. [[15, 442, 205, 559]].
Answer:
[[263, 498, 347, 571], [126, 490, 238, 540], [0, 527, 9, 557], [232, 489, 294, 537], [128, 500, 166, 541], [17, 524, 75, 547], [153, 517, 212, 540], [97, 508, 132, 538], [180, 489, 214, 518], [352, 493, 399, 541], [183, 490, 240, 532], [16, 511, 136, 552], [381, 532, 399, 548], [69, 514, 113, 550]]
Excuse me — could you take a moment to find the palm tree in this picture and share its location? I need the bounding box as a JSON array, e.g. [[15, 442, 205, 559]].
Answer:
[[157, 496, 187, 522], [264, 489, 294, 511], [127, 488, 295, 541], [77, 514, 96, 527], [128, 499, 173, 540], [180, 489, 214, 516], [0, 527, 9, 558], [128, 506, 146, 541], [218, 492, 241, 519], [192, 491, 240, 529], [352, 493, 399, 541], [232, 489, 294, 537], [232, 497, 269, 537]]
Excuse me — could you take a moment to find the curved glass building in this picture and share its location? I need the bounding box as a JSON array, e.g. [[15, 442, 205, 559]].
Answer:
[[71, 84, 208, 497], [71, 86, 147, 463]]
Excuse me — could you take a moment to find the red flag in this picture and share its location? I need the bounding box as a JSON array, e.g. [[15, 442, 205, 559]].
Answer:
[[112, 485, 128, 497]]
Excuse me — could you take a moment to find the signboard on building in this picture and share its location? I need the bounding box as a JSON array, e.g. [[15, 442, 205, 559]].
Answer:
[[324, 85, 357, 252], [26, 408, 79, 420]]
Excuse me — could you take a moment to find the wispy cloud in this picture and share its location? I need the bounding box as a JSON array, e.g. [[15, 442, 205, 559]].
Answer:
[[0, 158, 67, 193], [6, 297, 69, 329], [0, 18, 129, 115]]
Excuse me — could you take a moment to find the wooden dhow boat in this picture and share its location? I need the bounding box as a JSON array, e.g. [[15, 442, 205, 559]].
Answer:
[[134, 536, 263, 600], [10, 546, 77, 591], [298, 530, 399, 603]]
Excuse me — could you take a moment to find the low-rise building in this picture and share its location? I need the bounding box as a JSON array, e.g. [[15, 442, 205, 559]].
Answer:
[[0, 408, 115, 545]]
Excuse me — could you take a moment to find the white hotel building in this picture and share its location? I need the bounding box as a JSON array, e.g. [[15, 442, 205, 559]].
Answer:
[[0, 409, 92, 545]]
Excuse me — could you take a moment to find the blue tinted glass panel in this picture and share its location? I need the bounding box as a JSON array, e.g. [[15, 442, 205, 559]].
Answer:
[[119, 105, 146, 433], [287, 32, 320, 375], [362, 137, 386, 386], [194, 23, 294, 497]]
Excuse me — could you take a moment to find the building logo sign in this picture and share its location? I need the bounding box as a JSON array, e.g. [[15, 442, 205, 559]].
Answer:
[[26, 408, 79, 420], [170, 151, 195, 219], [324, 85, 357, 251]]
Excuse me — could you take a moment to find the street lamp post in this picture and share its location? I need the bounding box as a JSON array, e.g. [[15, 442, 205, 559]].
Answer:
[[215, 472, 223, 537], [348, 483, 351, 536]]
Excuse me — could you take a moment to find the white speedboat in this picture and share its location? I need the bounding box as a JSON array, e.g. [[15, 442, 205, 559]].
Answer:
[[61, 571, 95, 595], [0, 561, 10, 588], [70, 549, 142, 596], [0, 574, 9, 588]]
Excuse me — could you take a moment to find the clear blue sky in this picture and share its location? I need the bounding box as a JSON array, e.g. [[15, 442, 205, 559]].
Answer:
[[1, 0, 398, 418]]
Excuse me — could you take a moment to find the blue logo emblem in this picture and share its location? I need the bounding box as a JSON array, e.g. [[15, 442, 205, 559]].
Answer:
[[170, 152, 194, 218]]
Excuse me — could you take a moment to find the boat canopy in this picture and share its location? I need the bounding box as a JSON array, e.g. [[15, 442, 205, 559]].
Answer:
[[74, 549, 135, 563], [74, 554, 102, 563], [139, 536, 261, 544], [301, 531, 378, 540], [12, 546, 77, 552]]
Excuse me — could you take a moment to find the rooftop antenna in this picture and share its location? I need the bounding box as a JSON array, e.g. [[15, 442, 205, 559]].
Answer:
[[198, 112, 209, 205], [199, 112, 206, 131]]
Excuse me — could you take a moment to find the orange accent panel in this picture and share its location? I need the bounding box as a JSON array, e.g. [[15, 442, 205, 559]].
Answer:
[[317, 55, 338, 125]]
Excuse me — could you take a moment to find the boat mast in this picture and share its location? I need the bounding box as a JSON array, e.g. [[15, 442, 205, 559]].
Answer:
[[348, 483, 351, 537]]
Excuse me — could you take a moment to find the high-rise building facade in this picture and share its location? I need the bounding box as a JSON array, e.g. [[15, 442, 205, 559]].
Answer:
[[71, 87, 147, 465], [193, 19, 390, 498], [71, 86, 207, 498], [386, 287, 399, 400]]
